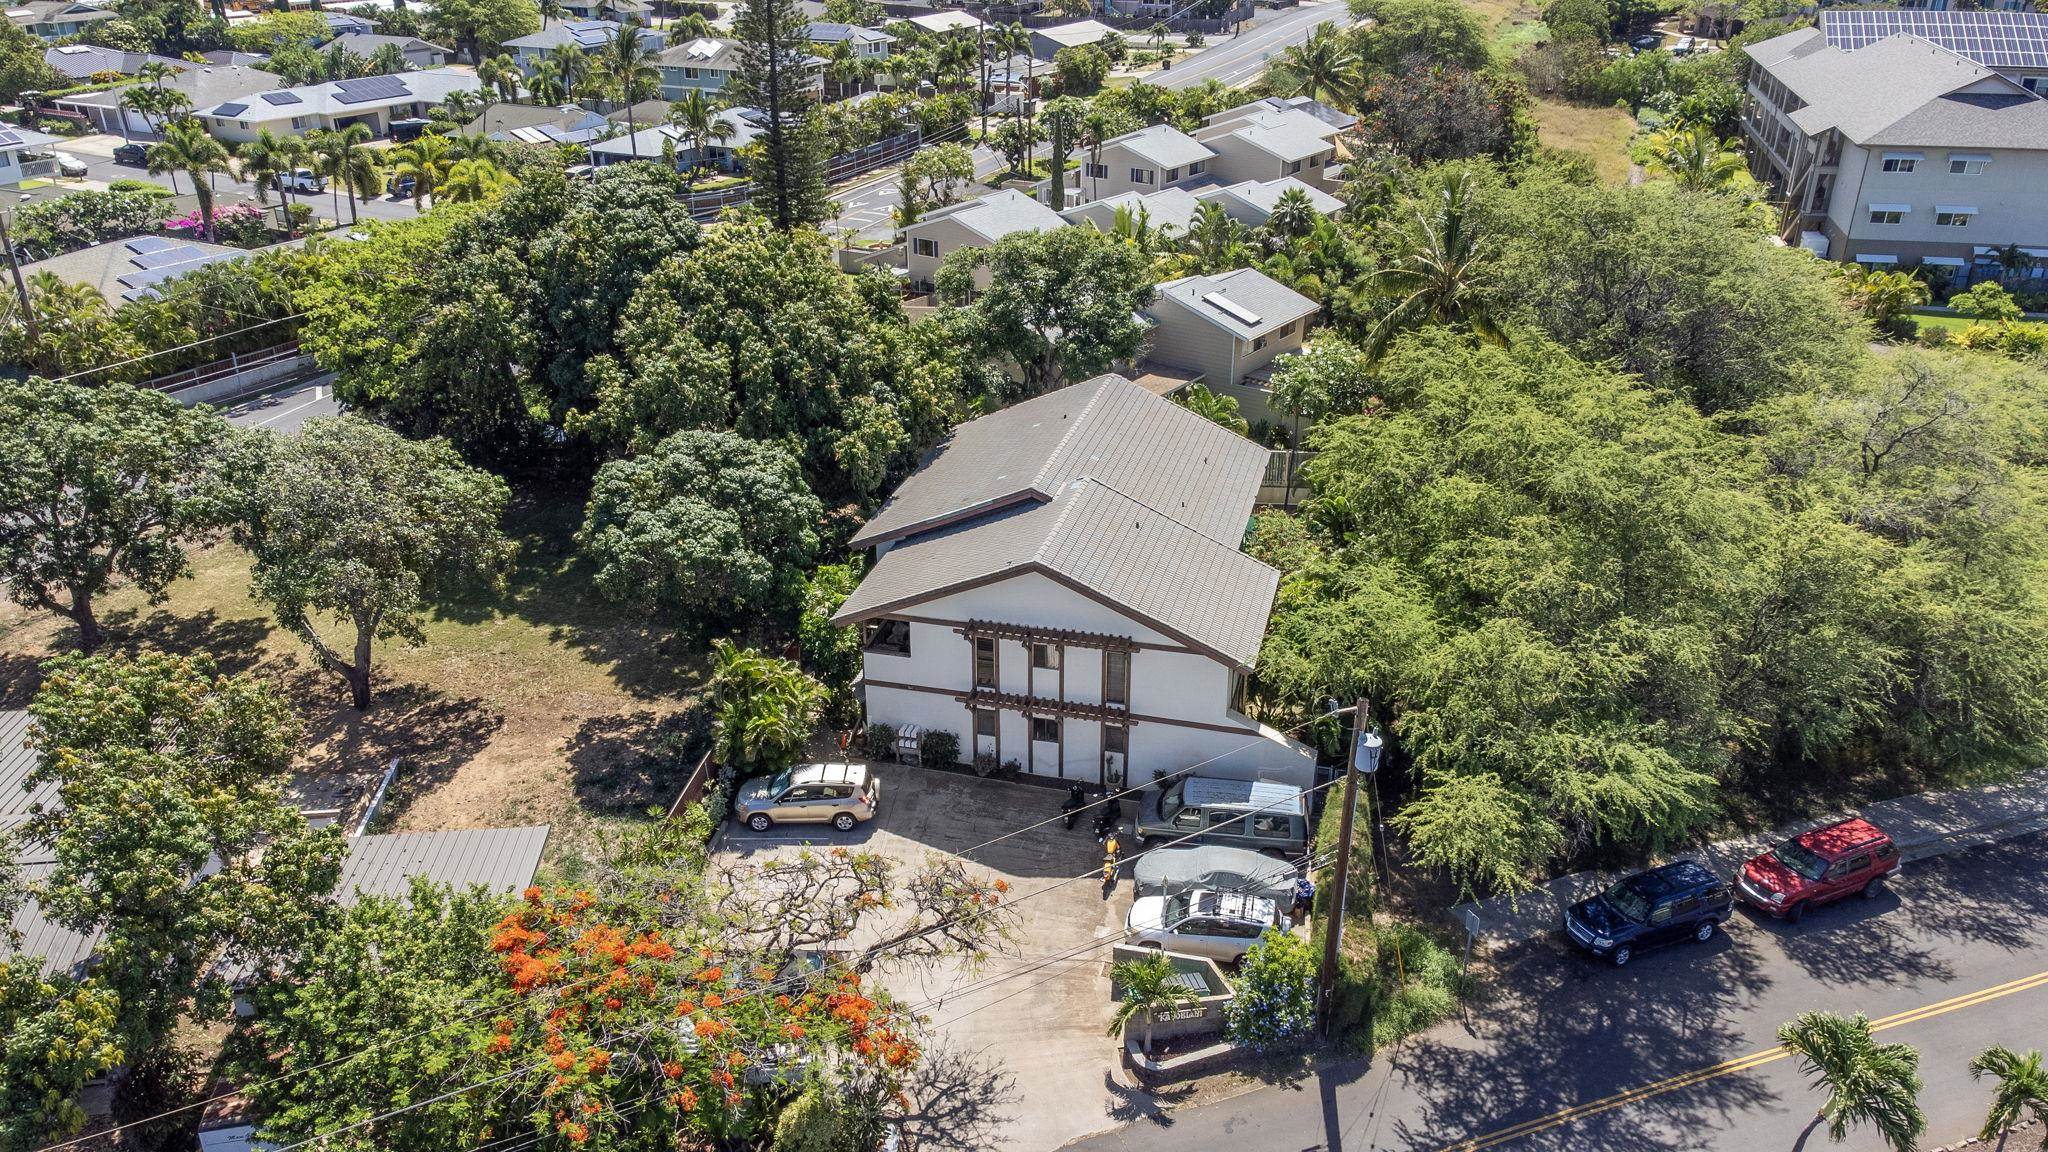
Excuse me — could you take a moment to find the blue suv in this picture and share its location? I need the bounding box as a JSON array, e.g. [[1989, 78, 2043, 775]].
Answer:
[[1563, 860, 1732, 967]]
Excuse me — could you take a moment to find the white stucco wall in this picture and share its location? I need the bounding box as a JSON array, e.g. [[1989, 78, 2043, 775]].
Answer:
[[856, 570, 1315, 787]]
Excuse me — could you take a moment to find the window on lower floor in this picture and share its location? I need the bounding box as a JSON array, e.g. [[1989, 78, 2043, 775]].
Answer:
[[974, 708, 997, 737], [862, 618, 911, 656], [912, 237, 939, 257], [1031, 716, 1059, 743], [1103, 723, 1127, 754]]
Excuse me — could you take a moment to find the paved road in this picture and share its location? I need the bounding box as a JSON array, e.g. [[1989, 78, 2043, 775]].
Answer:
[[828, 141, 1006, 241], [1069, 831, 2048, 1152], [220, 374, 340, 433], [1149, 1, 1347, 90], [51, 133, 423, 227]]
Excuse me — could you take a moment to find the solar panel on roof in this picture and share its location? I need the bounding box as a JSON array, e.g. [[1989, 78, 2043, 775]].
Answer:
[[0, 130, 20, 147], [124, 236, 176, 254], [260, 90, 303, 105], [1823, 7, 2048, 68], [129, 245, 208, 269], [212, 101, 247, 117], [115, 250, 239, 293], [332, 74, 410, 104]]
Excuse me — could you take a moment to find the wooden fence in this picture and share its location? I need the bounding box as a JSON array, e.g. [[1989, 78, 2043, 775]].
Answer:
[[666, 748, 720, 820]]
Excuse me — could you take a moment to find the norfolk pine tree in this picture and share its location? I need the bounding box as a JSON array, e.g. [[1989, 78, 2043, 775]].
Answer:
[[734, 0, 829, 228]]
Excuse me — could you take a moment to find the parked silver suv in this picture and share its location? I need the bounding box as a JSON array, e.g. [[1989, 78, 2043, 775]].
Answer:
[[735, 763, 878, 833]]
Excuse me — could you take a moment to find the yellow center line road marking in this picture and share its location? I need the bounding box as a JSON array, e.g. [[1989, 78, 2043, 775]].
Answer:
[[1434, 968, 2048, 1152]]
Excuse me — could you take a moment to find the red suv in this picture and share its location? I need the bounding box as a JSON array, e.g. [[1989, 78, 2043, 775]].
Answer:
[[1738, 818, 1899, 923]]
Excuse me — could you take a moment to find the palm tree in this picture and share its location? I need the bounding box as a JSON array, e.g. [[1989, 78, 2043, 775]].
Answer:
[[478, 55, 521, 134], [366, 42, 410, 75], [440, 157, 518, 202], [707, 639, 825, 774], [1362, 169, 1506, 359], [1180, 201, 1253, 275], [994, 23, 1033, 168], [1262, 187, 1318, 245], [1971, 1047, 2048, 1146], [528, 58, 567, 104], [324, 42, 366, 81], [538, 0, 563, 29], [555, 43, 592, 101], [666, 88, 731, 188], [1078, 106, 1118, 202], [670, 10, 713, 38], [1841, 266, 1929, 330], [1107, 955, 1199, 1057], [236, 127, 295, 207], [1269, 24, 1360, 108], [1777, 1012, 1925, 1152], [1644, 123, 1747, 192], [597, 23, 661, 156], [311, 123, 382, 224], [149, 119, 232, 240], [440, 88, 485, 129], [390, 131, 456, 205], [1177, 382, 1249, 434]]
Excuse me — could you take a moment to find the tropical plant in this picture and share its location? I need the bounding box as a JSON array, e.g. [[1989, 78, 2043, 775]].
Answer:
[[147, 119, 232, 240], [1362, 169, 1505, 358], [527, 57, 566, 103], [311, 123, 384, 224], [1262, 186, 1319, 245], [235, 127, 298, 208], [707, 638, 828, 774], [1107, 954, 1200, 1056], [1951, 280, 2023, 323], [1222, 929, 1317, 1049], [366, 41, 411, 75], [597, 23, 661, 157], [1643, 123, 1748, 192], [440, 156, 518, 202], [1179, 200, 1253, 275], [1840, 266, 1929, 331], [666, 87, 733, 186], [1970, 1047, 2048, 1146], [1268, 23, 1361, 107], [1777, 1012, 1925, 1152], [555, 42, 591, 100], [390, 130, 456, 205], [1175, 381, 1250, 435]]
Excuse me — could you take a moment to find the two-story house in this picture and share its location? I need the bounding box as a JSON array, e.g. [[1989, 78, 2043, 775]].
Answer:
[[1076, 123, 1218, 202], [1743, 24, 2048, 276], [6, 0, 116, 41], [1192, 104, 1342, 190], [902, 187, 1068, 292], [1817, 8, 2048, 93], [656, 37, 825, 98], [1067, 99, 1349, 206], [1142, 266, 1320, 412], [507, 20, 666, 73], [832, 374, 1317, 789]]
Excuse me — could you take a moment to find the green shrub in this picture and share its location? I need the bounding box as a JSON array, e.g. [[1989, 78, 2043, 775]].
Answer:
[[106, 178, 171, 196], [1223, 928, 1317, 1048], [919, 728, 960, 768], [1367, 920, 1470, 1049], [863, 722, 897, 759]]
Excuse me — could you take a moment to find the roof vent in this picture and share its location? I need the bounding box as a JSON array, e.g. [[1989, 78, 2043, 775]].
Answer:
[[1202, 291, 1261, 326]]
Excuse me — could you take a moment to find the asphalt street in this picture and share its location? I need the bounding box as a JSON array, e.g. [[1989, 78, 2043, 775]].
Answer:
[[49, 133, 424, 227], [1069, 831, 2048, 1152], [1149, 2, 1348, 90], [220, 374, 340, 432], [828, 140, 1006, 240]]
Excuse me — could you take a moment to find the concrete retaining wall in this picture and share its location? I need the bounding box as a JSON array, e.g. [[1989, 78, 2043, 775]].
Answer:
[[163, 353, 316, 407]]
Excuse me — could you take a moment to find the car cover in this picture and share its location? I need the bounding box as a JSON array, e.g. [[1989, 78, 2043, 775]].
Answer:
[[1133, 845, 1297, 903]]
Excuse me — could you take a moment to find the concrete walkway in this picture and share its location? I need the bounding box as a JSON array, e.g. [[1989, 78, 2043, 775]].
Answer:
[[1453, 768, 2048, 947]]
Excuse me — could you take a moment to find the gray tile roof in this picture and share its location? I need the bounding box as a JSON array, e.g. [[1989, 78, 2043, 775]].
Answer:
[[1750, 28, 2048, 148], [41, 43, 187, 80], [913, 187, 1068, 243], [658, 36, 741, 71], [1154, 267, 1320, 341], [807, 21, 894, 44], [850, 373, 1267, 549], [1195, 176, 1342, 219], [1062, 185, 1207, 234], [1199, 107, 1336, 163], [329, 32, 449, 54], [0, 711, 56, 837], [335, 826, 549, 903], [1107, 123, 1217, 170], [55, 63, 282, 112], [836, 476, 1279, 668]]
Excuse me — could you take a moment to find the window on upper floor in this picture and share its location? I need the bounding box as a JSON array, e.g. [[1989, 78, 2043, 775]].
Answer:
[[912, 237, 939, 258], [1868, 208, 1904, 225], [862, 618, 911, 656], [1188, 160, 1205, 174], [1286, 159, 1301, 174], [1881, 154, 1917, 173], [1086, 162, 1107, 179], [1935, 210, 1974, 228], [1164, 166, 1180, 181], [974, 637, 997, 688], [1105, 650, 1129, 707], [1950, 155, 1990, 175], [1229, 671, 1248, 715], [1031, 642, 1060, 670], [1131, 167, 1154, 185], [1252, 333, 1268, 352]]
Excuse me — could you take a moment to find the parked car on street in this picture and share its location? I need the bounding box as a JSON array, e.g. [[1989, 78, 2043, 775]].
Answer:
[[1563, 859, 1732, 967], [1132, 776, 1309, 856], [1631, 33, 1663, 49], [112, 142, 150, 166], [734, 762, 879, 833], [1127, 889, 1288, 963], [273, 167, 326, 194], [1737, 818, 1898, 923], [52, 152, 87, 177]]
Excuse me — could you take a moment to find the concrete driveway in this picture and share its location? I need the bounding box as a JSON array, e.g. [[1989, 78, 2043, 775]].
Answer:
[[715, 762, 1143, 1151]]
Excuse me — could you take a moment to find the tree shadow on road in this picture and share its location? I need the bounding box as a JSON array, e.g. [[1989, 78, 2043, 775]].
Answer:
[[1745, 888, 1956, 989], [1384, 932, 1780, 1152], [898, 1040, 1021, 1152]]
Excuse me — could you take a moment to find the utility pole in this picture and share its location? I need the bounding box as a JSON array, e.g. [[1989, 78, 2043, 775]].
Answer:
[[0, 198, 39, 351], [1318, 696, 1379, 1039]]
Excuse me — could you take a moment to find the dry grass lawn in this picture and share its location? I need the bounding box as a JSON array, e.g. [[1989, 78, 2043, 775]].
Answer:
[[1531, 98, 1638, 185], [0, 485, 711, 875]]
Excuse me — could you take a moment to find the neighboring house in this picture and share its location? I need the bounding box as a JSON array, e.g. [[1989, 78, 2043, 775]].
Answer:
[[807, 21, 895, 61], [655, 37, 822, 98], [1194, 176, 1343, 226], [1029, 18, 1116, 61], [1212, 94, 1357, 133], [589, 105, 769, 170], [18, 235, 248, 302], [831, 375, 1317, 788], [5, 0, 116, 41], [902, 187, 1067, 291], [1742, 25, 2048, 276], [55, 63, 282, 138], [193, 68, 484, 143], [0, 124, 59, 187], [200, 49, 269, 66], [319, 10, 377, 38], [475, 102, 614, 145], [1192, 104, 1342, 190], [559, 0, 652, 21], [1061, 185, 1208, 236], [1818, 7, 2048, 91], [507, 20, 666, 70], [41, 43, 189, 81], [1142, 267, 1319, 411], [1075, 122, 1216, 202], [329, 32, 451, 68], [901, 9, 985, 35], [606, 97, 670, 126]]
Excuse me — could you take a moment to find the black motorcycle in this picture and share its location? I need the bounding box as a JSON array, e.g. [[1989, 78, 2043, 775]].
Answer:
[[1059, 784, 1088, 831], [1093, 793, 1122, 841]]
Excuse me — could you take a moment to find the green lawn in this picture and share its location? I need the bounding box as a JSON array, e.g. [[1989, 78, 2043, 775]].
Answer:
[[1910, 309, 2048, 336]]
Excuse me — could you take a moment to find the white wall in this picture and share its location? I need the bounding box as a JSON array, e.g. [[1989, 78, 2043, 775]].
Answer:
[[856, 570, 1315, 787]]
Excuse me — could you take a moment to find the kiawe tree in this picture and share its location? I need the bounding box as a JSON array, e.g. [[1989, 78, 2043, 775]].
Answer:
[[23, 653, 344, 1092], [937, 225, 1154, 397], [0, 960, 124, 1152], [0, 377, 243, 651], [234, 415, 513, 709]]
